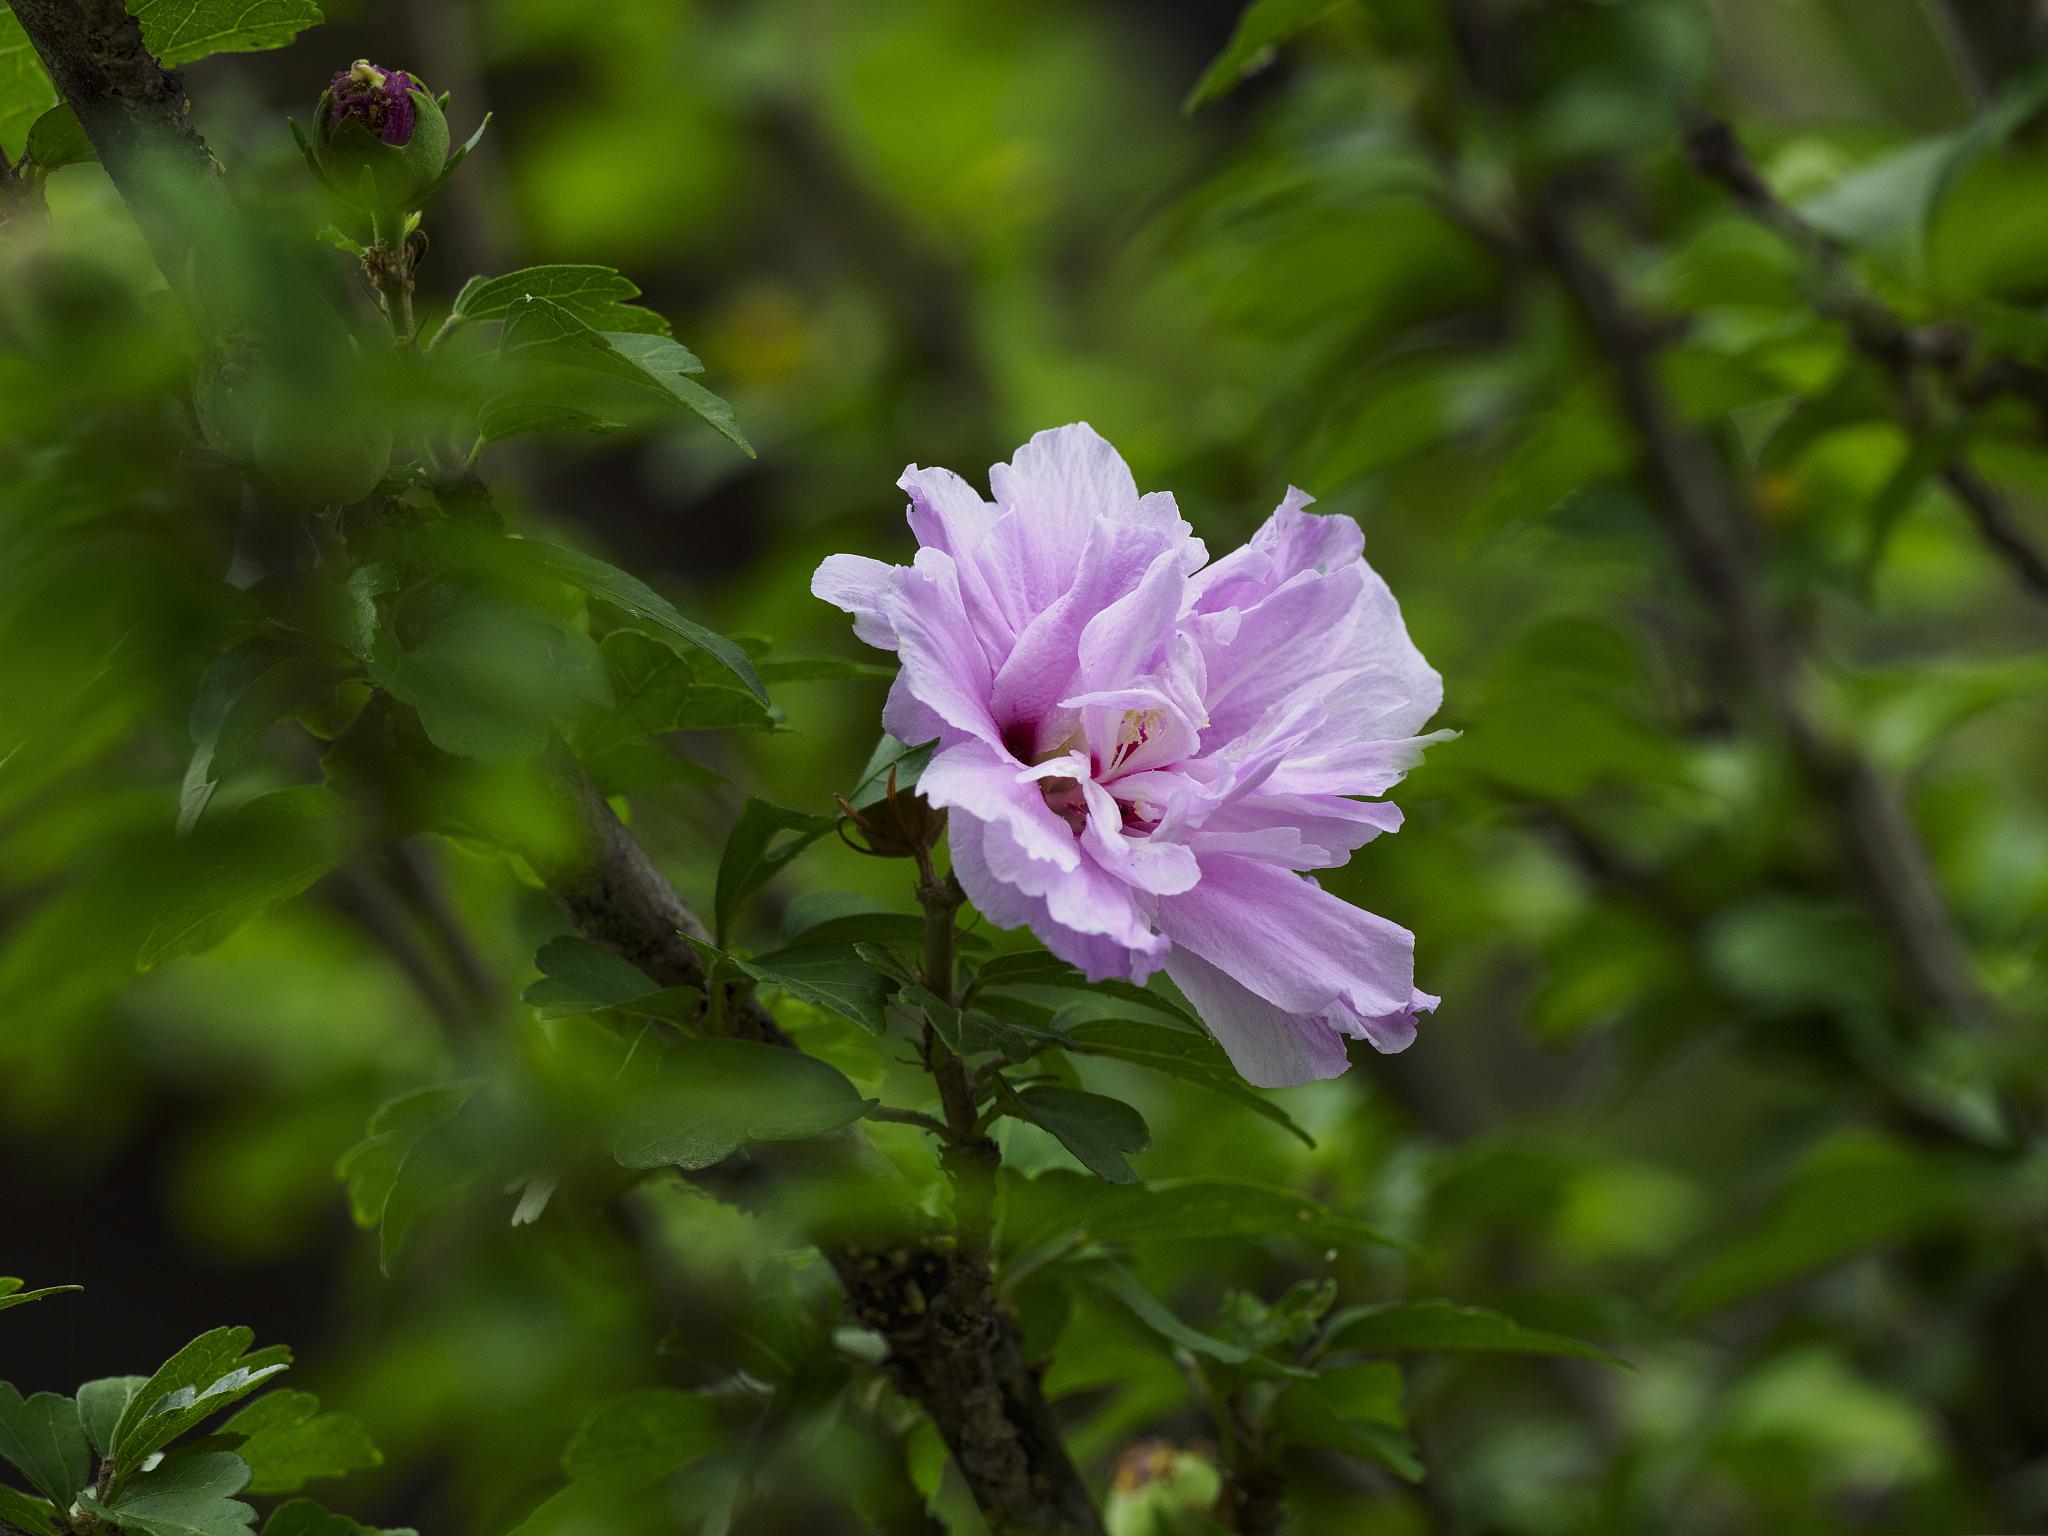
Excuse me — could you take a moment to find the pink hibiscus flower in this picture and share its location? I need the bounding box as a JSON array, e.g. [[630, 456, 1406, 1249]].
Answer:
[[813, 424, 1448, 1087]]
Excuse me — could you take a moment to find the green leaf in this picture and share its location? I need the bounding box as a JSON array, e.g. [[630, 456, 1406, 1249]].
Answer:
[[0, 13, 56, 159], [453, 266, 671, 335], [0, 1278, 81, 1314], [903, 983, 1065, 1062], [370, 602, 612, 764], [713, 798, 835, 943], [23, 104, 93, 172], [217, 1393, 380, 1495], [1002, 1085, 1150, 1184], [574, 631, 774, 762], [260, 1500, 414, 1536], [1057, 1015, 1313, 1147], [0, 1387, 90, 1506], [0, 1485, 59, 1536], [845, 735, 934, 814], [1272, 1363, 1421, 1481], [560, 1390, 723, 1489], [110, 1330, 293, 1476], [1091, 1268, 1309, 1376], [474, 398, 623, 447], [138, 787, 357, 969], [374, 1091, 491, 1276], [336, 1081, 480, 1231], [499, 295, 750, 455], [1320, 1300, 1626, 1367], [81, 1451, 257, 1536], [724, 943, 893, 1034], [132, 0, 323, 67], [1004, 1173, 1404, 1259], [505, 540, 766, 703], [521, 936, 697, 1024], [1186, 0, 1349, 112], [611, 1037, 874, 1170], [1668, 1135, 1961, 1318], [77, 1378, 148, 1457], [178, 643, 326, 835]]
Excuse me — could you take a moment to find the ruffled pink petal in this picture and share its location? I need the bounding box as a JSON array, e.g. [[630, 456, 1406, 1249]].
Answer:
[[919, 741, 1080, 872], [1163, 948, 1353, 1087], [810, 554, 899, 651], [1152, 854, 1413, 1020], [879, 551, 1001, 750]]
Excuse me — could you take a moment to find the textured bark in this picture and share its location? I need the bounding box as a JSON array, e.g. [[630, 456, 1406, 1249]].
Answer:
[[9, 0, 235, 321]]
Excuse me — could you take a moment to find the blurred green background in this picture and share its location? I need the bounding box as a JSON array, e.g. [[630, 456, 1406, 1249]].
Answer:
[[3, 0, 2047, 1531]]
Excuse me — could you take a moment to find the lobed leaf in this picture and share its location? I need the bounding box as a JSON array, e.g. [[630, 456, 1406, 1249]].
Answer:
[[0, 1278, 81, 1314], [611, 1037, 873, 1170], [132, 0, 323, 67], [1320, 1300, 1626, 1367], [713, 798, 834, 943], [0, 1387, 91, 1506], [110, 1329, 294, 1476], [217, 1392, 381, 1495]]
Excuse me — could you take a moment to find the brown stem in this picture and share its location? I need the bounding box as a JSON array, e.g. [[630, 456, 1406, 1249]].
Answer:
[[9, 0, 235, 327]]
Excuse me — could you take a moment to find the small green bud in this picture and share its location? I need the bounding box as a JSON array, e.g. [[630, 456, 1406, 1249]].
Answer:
[[313, 60, 449, 217]]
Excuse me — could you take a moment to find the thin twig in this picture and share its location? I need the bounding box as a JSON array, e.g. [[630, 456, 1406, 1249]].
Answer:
[[1685, 118, 2048, 603], [1448, 2, 1997, 1043]]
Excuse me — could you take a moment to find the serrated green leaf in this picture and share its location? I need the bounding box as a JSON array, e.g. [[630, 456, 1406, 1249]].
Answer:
[[521, 936, 699, 1024], [1091, 1268, 1308, 1376], [499, 295, 750, 455], [111, 1329, 293, 1476], [77, 1377, 148, 1457], [505, 540, 766, 703], [0, 1484, 59, 1536], [453, 266, 671, 335], [82, 1450, 256, 1536], [23, 104, 93, 172], [1186, 0, 1349, 112], [1002, 1085, 1149, 1184], [726, 942, 894, 1034], [260, 1500, 414, 1536], [574, 631, 774, 762], [218, 1393, 380, 1495], [370, 601, 612, 764], [560, 1390, 723, 1489], [0, 1387, 90, 1506], [138, 788, 357, 969], [1271, 1363, 1420, 1480], [611, 1037, 873, 1170], [1321, 1300, 1626, 1367], [178, 643, 327, 835], [132, 0, 323, 66], [713, 797, 834, 943], [0, 1278, 81, 1314], [1055, 1015, 1313, 1147], [474, 398, 624, 447], [336, 1081, 480, 1230], [845, 735, 934, 814]]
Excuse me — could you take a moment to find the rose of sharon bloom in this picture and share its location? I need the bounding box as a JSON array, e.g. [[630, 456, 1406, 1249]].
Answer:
[[813, 424, 1450, 1087]]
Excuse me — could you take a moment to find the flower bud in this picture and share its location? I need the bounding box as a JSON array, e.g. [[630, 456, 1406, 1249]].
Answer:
[[313, 60, 449, 217]]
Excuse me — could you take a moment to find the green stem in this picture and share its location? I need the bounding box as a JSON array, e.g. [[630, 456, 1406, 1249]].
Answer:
[[370, 210, 416, 345]]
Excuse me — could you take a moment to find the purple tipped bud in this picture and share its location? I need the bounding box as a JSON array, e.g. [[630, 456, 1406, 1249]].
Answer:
[[326, 60, 419, 148]]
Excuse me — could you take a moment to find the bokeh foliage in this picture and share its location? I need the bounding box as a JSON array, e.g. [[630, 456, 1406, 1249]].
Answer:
[[2, 0, 2047, 1533]]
